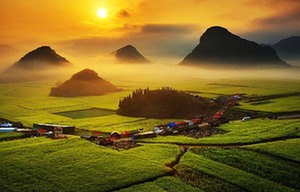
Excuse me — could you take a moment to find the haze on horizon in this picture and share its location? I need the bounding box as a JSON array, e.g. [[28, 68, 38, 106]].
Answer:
[[0, 0, 300, 60], [0, 0, 300, 83]]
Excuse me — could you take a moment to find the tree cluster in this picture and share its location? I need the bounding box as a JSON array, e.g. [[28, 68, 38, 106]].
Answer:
[[117, 87, 210, 118]]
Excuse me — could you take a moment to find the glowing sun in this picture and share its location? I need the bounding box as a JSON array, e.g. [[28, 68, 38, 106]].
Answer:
[[97, 8, 107, 18]]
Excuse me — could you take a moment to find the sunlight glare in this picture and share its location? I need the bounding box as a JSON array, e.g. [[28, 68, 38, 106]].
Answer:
[[97, 8, 107, 18]]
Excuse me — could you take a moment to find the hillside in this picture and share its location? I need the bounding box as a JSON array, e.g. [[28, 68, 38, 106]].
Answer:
[[0, 46, 72, 83], [117, 87, 213, 118], [179, 26, 289, 68], [114, 45, 150, 64], [7, 46, 71, 70], [272, 36, 300, 60], [50, 68, 119, 97]]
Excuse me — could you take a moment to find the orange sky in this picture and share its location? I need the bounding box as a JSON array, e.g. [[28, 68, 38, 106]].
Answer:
[[0, 0, 299, 57]]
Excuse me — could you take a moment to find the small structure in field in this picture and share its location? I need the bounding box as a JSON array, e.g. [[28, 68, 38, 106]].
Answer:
[[0, 128, 17, 132], [242, 117, 251, 121], [33, 123, 75, 134]]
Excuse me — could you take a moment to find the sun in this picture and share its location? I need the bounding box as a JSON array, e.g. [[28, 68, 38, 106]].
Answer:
[[97, 8, 107, 18]]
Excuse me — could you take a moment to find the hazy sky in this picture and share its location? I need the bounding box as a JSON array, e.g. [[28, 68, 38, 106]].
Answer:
[[1, 0, 300, 58]]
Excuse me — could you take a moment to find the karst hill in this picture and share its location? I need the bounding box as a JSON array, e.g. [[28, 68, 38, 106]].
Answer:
[[179, 26, 289, 68], [114, 45, 151, 64], [50, 68, 119, 97]]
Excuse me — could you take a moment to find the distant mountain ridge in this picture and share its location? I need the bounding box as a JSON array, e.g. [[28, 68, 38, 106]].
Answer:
[[49, 69, 119, 97], [179, 26, 289, 67], [114, 45, 150, 64], [271, 36, 300, 60]]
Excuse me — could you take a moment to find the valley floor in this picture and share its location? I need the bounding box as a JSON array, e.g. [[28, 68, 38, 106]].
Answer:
[[0, 77, 299, 191]]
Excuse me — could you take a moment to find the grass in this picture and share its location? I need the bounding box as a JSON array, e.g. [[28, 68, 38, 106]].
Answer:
[[0, 132, 24, 141], [0, 76, 300, 191], [190, 148, 300, 189], [243, 138, 300, 162], [175, 165, 247, 192], [0, 78, 299, 132], [139, 119, 300, 145], [114, 182, 167, 192], [116, 176, 204, 192], [177, 151, 297, 192], [0, 137, 179, 192], [239, 96, 300, 112], [53, 108, 116, 119]]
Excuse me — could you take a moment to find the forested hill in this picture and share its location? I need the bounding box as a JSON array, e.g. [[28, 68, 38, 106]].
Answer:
[[117, 87, 212, 118]]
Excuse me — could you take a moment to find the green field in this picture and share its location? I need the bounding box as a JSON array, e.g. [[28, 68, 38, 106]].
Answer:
[[0, 78, 299, 132], [239, 96, 300, 112], [0, 132, 24, 141], [139, 119, 300, 145], [0, 75, 300, 191], [177, 151, 297, 192], [0, 137, 178, 192], [243, 138, 300, 162], [54, 108, 116, 119], [189, 148, 300, 189]]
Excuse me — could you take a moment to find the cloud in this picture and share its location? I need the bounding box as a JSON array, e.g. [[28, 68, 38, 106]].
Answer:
[[141, 24, 197, 35], [255, 7, 300, 27], [56, 23, 200, 59], [118, 10, 131, 18], [241, 2, 300, 43]]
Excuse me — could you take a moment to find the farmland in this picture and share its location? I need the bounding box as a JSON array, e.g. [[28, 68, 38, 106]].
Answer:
[[139, 119, 300, 145], [0, 74, 300, 191], [176, 151, 298, 192], [0, 77, 299, 132], [0, 137, 179, 192]]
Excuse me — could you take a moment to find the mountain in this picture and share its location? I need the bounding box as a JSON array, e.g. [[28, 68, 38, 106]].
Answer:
[[49, 69, 119, 97], [114, 45, 150, 64], [9, 46, 72, 70], [179, 26, 289, 67], [272, 36, 300, 60], [0, 46, 73, 83]]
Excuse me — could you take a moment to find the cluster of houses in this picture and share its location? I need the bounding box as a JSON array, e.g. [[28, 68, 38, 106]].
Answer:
[[81, 115, 209, 149], [0, 121, 75, 139], [0, 122, 18, 133], [85, 94, 246, 147], [1, 94, 248, 147]]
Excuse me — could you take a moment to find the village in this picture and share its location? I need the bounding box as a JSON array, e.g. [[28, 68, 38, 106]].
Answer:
[[0, 94, 248, 150]]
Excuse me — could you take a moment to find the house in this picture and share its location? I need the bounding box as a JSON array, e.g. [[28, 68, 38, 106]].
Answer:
[[242, 117, 251, 121], [33, 123, 75, 134], [110, 131, 121, 140], [0, 123, 13, 127], [0, 128, 17, 132]]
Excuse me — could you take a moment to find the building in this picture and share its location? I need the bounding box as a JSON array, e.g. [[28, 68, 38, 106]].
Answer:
[[33, 123, 75, 134]]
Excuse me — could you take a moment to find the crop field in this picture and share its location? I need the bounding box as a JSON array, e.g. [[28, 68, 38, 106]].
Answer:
[[0, 77, 299, 132], [139, 119, 300, 145], [176, 151, 298, 192], [0, 132, 23, 141], [0, 137, 179, 192], [53, 108, 116, 119], [189, 148, 300, 189], [0, 76, 299, 191], [243, 138, 300, 162], [116, 176, 204, 192], [239, 96, 300, 113]]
